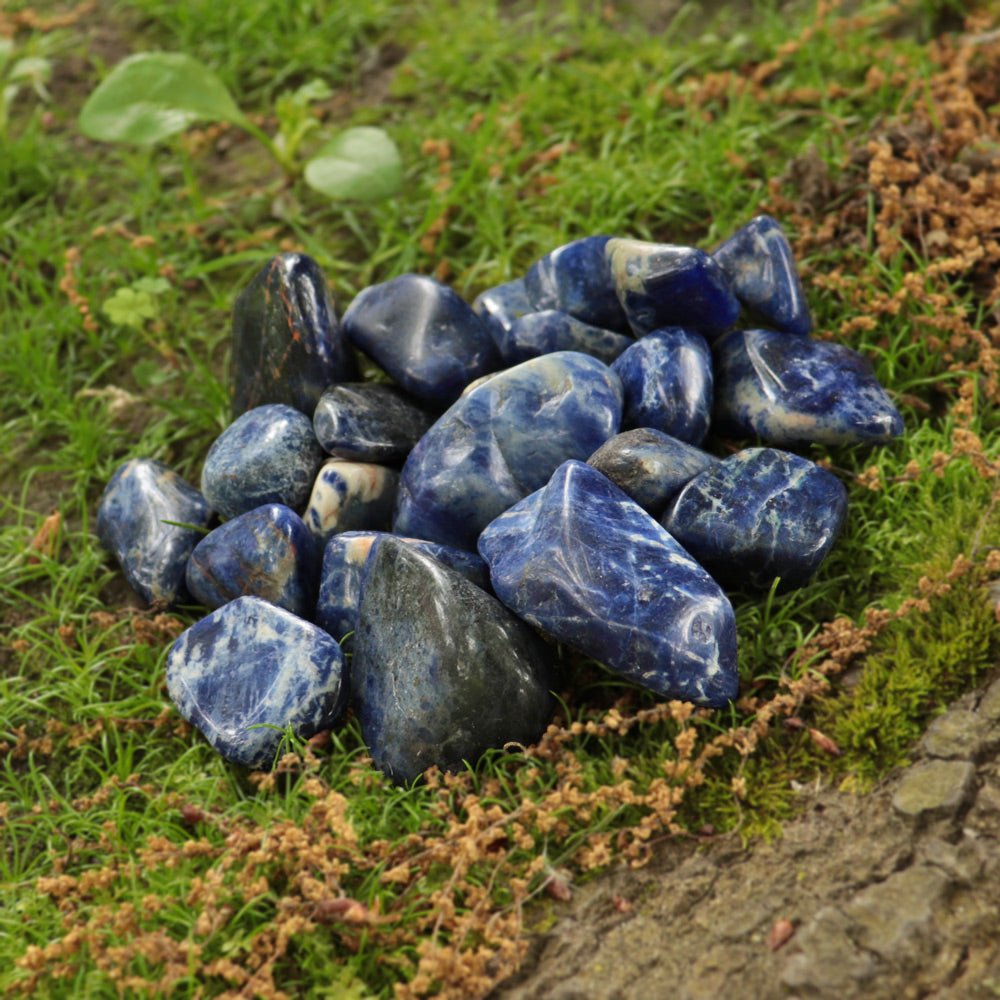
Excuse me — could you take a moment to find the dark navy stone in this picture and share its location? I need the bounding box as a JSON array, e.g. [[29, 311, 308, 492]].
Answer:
[[610, 327, 713, 444], [166, 596, 346, 769], [478, 460, 738, 707], [497, 309, 633, 366], [184, 504, 318, 617], [713, 328, 905, 446], [663, 447, 848, 591], [304, 461, 398, 544], [201, 404, 324, 520], [230, 253, 356, 419], [606, 238, 740, 338], [342, 274, 501, 406], [352, 536, 556, 784], [712, 215, 812, 336], [394, 351, 623, 550], [312, 383, 433, 464], [472, 278, 532, 344], [587, 428, 720, 517], [96, 458, 212, 606]]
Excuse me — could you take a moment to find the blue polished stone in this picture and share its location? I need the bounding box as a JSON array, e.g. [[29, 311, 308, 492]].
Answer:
[[353, 536, 555, 784], [712, 215, 812, 336], [394, 351, 623, 550], [610, 327, 713, 444], [230, 253, 356, 418], [201, 404, 324, 520], [166, 596, 346, 769], [472, 278, 533, 344], [312, 383, 434, 463], [713, 328, 905, 446], [497, 309, 633, 366], [663, 447, 848, 590], [478, 460, 738, 707], [587, 428, 720, 517], [342, 274, 501, 406], [185, 504, 319, 617], [606, 239, 740, 338], [96, 458, 213, 606], [304, 460, 398, 544]]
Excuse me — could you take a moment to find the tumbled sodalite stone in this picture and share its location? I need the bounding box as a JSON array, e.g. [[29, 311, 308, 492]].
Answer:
[[394, 351, 623, 550], [230, 253, 356, 419], [497, 309, 633, 366], [342, 274, 500, 406], [610, 327, 713, 445], [606, 239, 740, 338], [587, 428, 720, 517], [201, 404, 324, 520], [712, 215, 811, 336], [185, 504, 318, 617], [663, 448, 848, 590], [312, 383, 433, 463], [353, 537, 555, 784], [472, 278, 532, 343], [315, 530, 490, 644], [479, 460, 738, 707], [166, 596, 346, 769], [96, 458, 212, 605], [713, 328, 904, 446], [305, 461, 398, 544]]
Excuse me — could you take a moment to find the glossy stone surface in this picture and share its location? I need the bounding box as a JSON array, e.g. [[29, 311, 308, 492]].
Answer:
[[610, 327, 713, 444], [713, 328, 905, 446], [305, 460, 398, 544], [587, 428, 720, 517], [497, 309, 633, 366], [185, 504, 319, 617], [606, 239, 740, 338], [166, 596, 346, 769], [342, 274, 501, 406], [96, 458, 212, 605], [663, 448, 848, 591], [394, 351, 623, 550], [201, 404, 324, 520], [472, 278, 532, 343], [712, 215, 812, 336], [312, 383, 433, 463], [230, 253, 356, 418], [479, 460, 738, 707], [352, 537, 556, 784]]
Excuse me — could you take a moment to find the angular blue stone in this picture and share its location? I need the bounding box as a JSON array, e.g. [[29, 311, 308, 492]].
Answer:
[[201, 404, 324, 520], [230, 253, 356, 418], [479, 460, 738, 707], [353, 536, 556, 784], [96, 458, 213, 606], [497, 309, 633, 366], [713, 328, 904, 446], [185, 504, 319, 617], [663, 448, 848, 590], [304, 461, 398, 544], [606, 239, 740, 338], [342, 274, 501, 406], [587, 428, 720, 517], [712, 215, 812, 336], [394, 351, 623, 550], [610, 327, 713, 444], [472, 278, 533, 344]]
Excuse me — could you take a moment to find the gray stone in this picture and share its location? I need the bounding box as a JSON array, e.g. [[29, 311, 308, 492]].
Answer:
[[976, 676, 1000, 723], [780, 906, 877, 996], [922, 708, 990, 759], [892, 759, 976, 821]]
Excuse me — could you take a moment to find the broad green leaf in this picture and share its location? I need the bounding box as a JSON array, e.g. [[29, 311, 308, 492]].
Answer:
[[290, 79, 333, 107], [132, 276, 171, 295], [79, 52, 244, 145], [103, 287, 158, 328], [10, 57, 51, 85], [304, 127, 402, 202]]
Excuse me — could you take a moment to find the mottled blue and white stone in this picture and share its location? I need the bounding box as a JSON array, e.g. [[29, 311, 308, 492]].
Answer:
[[305, 460, 398, 544], [394, 351, 623, 550], [610, 327, 713, 444], [185, 504, 319, 617], [663, 448, 848, 590], [353, 537, 556, 784], [478, 460, 738, 707], [713, 328, 905, 446], [497, 309, 633, 366], [312, 383, 433, 464], [342, 274, 500, 406], [606, 238, 740, 338], [200, 404, 324, 520], [712, 215, 812, 336], [166, 596, 346, 769], [96, 458, 213, 605], [587, 428, 720, 517], [472, 278, 533, 344]]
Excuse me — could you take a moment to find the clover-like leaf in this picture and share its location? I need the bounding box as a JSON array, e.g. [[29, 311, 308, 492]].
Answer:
[[103, 287, 159, 328], [304, 127, 402, 202]]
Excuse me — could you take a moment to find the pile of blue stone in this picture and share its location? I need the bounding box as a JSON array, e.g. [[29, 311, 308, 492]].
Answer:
[[96, 216, 903, 784]]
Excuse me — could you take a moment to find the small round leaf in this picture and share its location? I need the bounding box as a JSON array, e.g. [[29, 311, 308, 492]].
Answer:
[[304, 127, 402, 202]]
